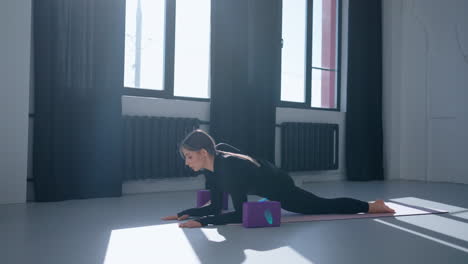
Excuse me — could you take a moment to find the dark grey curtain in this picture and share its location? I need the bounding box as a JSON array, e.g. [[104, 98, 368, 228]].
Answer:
[[210, 0, 280, 162], [33, 0, 125, 201], [345, 0, 383, 181]]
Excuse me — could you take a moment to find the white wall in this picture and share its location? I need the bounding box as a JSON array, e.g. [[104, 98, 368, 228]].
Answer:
[[383, 0, 468, 184], [122, 96, 211, 122], [382, 0, 404, 181], [0, 0, 32, 204]]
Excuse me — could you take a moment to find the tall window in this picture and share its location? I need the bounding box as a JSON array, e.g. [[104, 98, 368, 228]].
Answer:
[[124, 0, 211, 100], [280, 0, 340, 110]]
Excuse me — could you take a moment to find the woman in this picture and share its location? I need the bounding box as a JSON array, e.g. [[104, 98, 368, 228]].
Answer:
[[162, 129, 395, 228]]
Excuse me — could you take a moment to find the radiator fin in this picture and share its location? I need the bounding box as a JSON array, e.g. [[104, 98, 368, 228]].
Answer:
[[281, 122, 338, 171], [123, 116, 199, 180]]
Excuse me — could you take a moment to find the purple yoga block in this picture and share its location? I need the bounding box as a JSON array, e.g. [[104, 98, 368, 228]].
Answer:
[[242, 201, 281, 228], [196, 190, 229, 210]]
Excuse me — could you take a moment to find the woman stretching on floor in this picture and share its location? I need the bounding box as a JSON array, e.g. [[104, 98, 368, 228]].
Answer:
[[162, 129, 395, 228]]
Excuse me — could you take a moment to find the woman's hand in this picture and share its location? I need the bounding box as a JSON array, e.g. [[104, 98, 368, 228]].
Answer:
[[179, 220, 202, 228], [161, 214, 189, 221]]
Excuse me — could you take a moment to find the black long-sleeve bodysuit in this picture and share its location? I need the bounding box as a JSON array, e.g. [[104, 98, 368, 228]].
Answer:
[[177, 153, 369, 226]]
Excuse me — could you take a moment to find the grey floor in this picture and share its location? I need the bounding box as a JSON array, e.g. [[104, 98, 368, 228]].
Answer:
[[2, 180, 468, 264]]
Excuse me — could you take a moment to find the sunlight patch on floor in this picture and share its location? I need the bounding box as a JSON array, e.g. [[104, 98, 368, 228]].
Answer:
[[375, 219, 468, 253], [200, 228, 226, 242], [243, 246, 314, 264], [375, 197, 468, 254], [395, 214, 468, 242], [452, 211, 468, 221], [103, 223, 200, 264], [390, 197, 467, 213]]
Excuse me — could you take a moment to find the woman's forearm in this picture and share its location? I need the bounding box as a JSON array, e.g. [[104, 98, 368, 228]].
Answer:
[[177, 205, 220, 218]]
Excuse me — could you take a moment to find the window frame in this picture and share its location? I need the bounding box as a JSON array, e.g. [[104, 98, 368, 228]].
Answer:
[[277, 0, 342, 112], [123, 0, 210, 103]]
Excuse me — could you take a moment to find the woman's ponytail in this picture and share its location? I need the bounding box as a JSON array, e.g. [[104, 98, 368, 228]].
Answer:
[[179, 129, 217, 159]]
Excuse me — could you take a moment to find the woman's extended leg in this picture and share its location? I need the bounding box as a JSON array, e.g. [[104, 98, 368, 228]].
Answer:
[[277, 186, 394, 214]]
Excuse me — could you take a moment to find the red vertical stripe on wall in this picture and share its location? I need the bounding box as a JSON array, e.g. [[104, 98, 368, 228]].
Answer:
[[321, 0, 336, 108]]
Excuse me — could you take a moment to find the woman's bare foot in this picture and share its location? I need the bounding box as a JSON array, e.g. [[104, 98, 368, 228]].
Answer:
[[368, 200, 396, 214]]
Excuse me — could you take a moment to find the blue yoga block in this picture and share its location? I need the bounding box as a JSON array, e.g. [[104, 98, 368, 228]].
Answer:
[[242, 201, 281, 228]]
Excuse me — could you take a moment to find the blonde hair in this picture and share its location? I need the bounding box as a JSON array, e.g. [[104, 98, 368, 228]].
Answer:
[[217, 151, 261, 167]]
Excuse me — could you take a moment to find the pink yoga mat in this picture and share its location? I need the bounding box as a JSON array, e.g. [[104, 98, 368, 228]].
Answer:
[[280, 202, 448, 223]]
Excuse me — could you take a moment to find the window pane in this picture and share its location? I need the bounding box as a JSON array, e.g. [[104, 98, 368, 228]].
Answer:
[[281, 0, 307, 103], [173, 0, 211, 99], [124, 0, 165, 90], [311, 69, 336, 108], [312, 0, 337, 69]]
